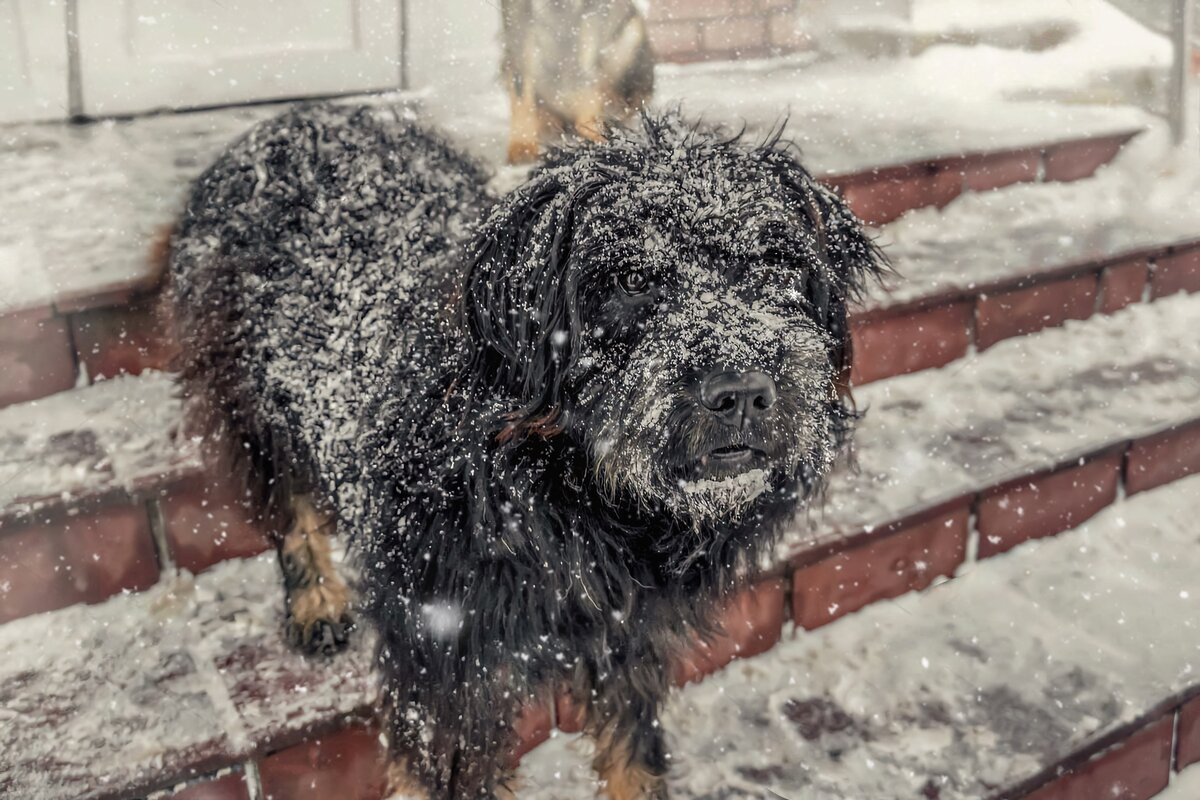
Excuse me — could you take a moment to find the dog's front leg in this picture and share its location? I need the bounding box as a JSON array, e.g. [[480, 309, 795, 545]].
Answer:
[[577, 663, 671, 800], [278, 495, 353, 655]]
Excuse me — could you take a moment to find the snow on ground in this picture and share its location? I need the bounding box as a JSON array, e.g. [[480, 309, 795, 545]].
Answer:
[[1158, 762, 1200, 799], [0, 553, 376, 799], [0, 371, 193, 515], [519, 473, 1200, 799], [866, 110, 1200, 309], [418, 0, 1163, 170], [782, 290, 1200, 553]]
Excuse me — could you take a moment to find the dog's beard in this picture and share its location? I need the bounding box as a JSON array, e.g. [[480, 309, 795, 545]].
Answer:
[[584, 326, 837, 526]]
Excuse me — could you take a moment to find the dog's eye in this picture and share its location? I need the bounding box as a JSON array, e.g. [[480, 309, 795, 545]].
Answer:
[[760, 247, 791, 268], [616, 269, 652, 297]]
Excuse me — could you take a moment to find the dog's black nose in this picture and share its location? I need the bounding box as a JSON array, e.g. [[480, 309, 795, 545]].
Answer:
[[700, 370, 777, 429]]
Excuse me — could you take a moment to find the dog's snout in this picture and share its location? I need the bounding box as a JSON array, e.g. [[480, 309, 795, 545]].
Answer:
[[699, 370, 777, 429]]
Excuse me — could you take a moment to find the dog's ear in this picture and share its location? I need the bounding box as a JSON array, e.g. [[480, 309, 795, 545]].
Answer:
[[757, 147, 887, 389], [463, 172, 606, 442]]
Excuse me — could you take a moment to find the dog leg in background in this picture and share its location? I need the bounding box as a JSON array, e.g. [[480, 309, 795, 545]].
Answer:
[[507, 83, 544, 165], [280, 495, 353, 655]]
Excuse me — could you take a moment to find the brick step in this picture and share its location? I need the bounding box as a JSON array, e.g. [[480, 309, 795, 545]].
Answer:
[[518, 472, 1200, 800], [0, 129, 1171, 408], [2, 284, 1198, 645], [3, 464, 1196, 800], [0, 94, 1146, 408]]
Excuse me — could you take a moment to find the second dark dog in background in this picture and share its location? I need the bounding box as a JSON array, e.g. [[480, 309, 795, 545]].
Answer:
[[501, 0, 655, 163]]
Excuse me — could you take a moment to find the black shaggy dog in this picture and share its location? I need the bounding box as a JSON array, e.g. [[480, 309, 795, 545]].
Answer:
[[168, 104, 883, 799]]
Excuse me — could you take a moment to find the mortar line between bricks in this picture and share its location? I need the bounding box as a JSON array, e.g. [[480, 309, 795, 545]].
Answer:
[[146, 496, 176, 574], [1172, 706, 1182, 773], [186, 634, 252, 755]]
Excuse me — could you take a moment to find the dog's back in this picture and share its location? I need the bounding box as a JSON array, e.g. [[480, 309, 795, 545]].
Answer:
[[169, 104, 490, 517]]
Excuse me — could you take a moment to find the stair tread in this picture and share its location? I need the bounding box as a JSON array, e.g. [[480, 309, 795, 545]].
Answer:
[[4, 291, 1198, 566], [787, 290, 1200, 557], [0, 82, 1146, 317], [864, 153, 1200, 312], [0, 553, 376, 800], [1, 293, 1196, 800], [0, 371, 193, 520], [520, 473, 1200, 799]]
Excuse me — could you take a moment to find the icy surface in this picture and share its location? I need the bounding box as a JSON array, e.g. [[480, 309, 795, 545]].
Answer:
[[520, 473, 1200, 798], [0, 371, 195, 519], [0, 554, 376, 800], [783, 291, 1200, 553]]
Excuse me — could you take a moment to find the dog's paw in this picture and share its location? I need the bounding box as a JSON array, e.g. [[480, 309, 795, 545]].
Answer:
[[285, 608, 355, 655]]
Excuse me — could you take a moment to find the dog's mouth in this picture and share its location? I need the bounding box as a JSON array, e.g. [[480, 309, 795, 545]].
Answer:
[[703, 445, 765, 465], [691, 444, 768, 478]]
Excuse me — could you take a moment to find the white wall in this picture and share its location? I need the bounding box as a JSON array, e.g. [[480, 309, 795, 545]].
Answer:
[[0, 0, 70, 123]]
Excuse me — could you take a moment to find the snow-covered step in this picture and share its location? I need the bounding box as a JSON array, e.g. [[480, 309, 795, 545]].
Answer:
[[2, 314, 1198, 799], [518, 473, 1200, 800], [788, 290, 1200, 551], [0, 91, 1147, 407], [0, 554, 378, 800], [851, 135, 1200, 383], [4, 293, 1200, 630], [2, 461, 1195, 800]]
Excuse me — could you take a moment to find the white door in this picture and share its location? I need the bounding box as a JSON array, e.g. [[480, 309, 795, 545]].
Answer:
[[0, 1, 71, 123], [76, 0, 403, 116]]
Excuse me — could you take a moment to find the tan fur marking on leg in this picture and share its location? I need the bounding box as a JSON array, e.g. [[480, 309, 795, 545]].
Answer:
[[280, 495, 352, 653], [507, 84, 543, 164], [385, 757, 430, 800], [571, 87, 609, 144], [592, 728, 666, 800]]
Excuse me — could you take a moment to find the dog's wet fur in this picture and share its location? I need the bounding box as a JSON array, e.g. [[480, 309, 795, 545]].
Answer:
[[168, 104, 884, 798]]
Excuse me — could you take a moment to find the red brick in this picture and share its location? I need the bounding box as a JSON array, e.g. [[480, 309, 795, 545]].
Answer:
[[1099, 258, 1149, 314], [1126, 421, 1200, 495], [791, 502, 969, 630], [1177, 695, 1200, 770], [674, 578, 787, 685], [647, 20, 703, 60], [511, 703, 552, 763], [963, 149, 1041, 192], [835, 163, 964, 226], [975, 273, 1097, 350], [0, 502, 160, 623], [1023, 715, 1172, 800], [701, 15, 769, 54], [1043, 134, 1132, 183], [259, 725, 388, 800], [70, 299, 175, 382], [1150, 247, 1200, 299], [0, 307, 76, 408], [647, 0, 733, 22], [977, 452, 1121, 559], [850, 301, 972, 385], [160, 475, 273, 574], [162, 772, 251, 800]]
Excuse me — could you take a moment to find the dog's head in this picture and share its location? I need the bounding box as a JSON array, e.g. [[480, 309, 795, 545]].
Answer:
[[463, 114, 884, 528]]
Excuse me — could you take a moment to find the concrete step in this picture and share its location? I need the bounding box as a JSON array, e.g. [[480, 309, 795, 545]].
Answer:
[[519, 472, 1200, 800]]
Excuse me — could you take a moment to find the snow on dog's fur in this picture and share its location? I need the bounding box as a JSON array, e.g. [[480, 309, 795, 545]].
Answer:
[[168, 104, 884, 799]]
